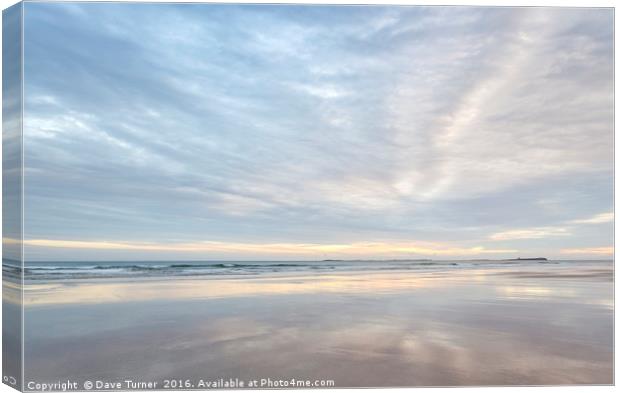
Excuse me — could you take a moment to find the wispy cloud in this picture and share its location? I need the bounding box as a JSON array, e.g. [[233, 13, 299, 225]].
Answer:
[[489, 226, 571, 241], [288, 82, 350, 100], [489, 211, 614, 241], [560, 247, 613, 255], [568, 212, 614, 225]]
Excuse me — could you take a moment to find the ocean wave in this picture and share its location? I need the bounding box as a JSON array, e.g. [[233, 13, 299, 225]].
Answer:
[[20, 261, 326, 281], [14, 259, 592, 282]]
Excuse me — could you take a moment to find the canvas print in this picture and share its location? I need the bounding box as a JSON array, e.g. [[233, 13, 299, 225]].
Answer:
[[2, 2, 614, 390]]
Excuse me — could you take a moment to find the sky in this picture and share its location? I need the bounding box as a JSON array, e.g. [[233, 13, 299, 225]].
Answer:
[[19, 3, 613, 261]]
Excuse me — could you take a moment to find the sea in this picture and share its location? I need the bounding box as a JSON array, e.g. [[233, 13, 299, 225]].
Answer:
[[2, 258, 611, 282]]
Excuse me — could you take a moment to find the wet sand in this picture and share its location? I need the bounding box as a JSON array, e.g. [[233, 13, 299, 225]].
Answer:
[[21, 262, 613, 388]]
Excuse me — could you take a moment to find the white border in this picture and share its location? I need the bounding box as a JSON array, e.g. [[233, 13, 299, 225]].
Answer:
[[0, 2, 615, 393]]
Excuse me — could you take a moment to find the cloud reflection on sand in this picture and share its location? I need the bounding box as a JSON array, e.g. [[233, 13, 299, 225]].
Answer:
[[23, 265, 610, 308], [22, 262, 613, 386], [23, 271, 448, 306]]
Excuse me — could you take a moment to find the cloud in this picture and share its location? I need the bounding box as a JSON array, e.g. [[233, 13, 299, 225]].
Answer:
[[20, 4, 613, 259], [288, 82, 350, 99], [489, 227, 571, 241], [560, 247, 613, 256], [489, 211, 614, 241], [568, 212, 614, 225]]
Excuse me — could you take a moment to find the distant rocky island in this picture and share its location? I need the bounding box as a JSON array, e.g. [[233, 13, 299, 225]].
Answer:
[[506, 257, 548, 261]]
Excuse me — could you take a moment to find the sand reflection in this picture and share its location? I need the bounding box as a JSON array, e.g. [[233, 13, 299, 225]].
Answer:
[[23, 262, 613, 387], [23, 271, 455, 306]]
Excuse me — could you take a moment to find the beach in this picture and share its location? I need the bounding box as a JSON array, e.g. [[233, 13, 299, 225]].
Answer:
[[19, 260, 613, 388]]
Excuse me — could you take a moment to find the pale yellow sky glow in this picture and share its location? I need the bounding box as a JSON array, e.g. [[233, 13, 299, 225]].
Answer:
[[9, 238, 519, 257]]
